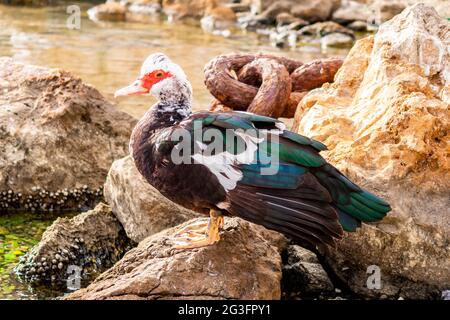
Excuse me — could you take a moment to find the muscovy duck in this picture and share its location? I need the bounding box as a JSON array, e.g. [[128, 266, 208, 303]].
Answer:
[[114, 53, 391, 250]]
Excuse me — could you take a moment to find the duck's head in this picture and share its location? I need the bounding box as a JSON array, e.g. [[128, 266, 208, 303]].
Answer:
[[115, 53, 193, 106]]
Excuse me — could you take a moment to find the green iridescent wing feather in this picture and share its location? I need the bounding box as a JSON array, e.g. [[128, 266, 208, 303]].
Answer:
[[175, 111, 391, 234]]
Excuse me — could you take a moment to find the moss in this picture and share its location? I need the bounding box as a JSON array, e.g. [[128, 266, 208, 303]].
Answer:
[[0, 212, 74, 299]]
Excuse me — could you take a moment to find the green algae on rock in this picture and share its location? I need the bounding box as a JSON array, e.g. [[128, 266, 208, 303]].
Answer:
[[15, 203, 134, 288], [0, 212, 59, 299]]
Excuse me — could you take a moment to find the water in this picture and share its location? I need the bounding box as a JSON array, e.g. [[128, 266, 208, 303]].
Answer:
[[0, 212, 77, 299], [0, 2, 349, 118], [0, 2, 351, 299]]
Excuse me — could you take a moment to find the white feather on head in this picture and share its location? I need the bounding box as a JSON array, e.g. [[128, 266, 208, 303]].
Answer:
[[140, 53, 188, 81], [140, 52, 192, 103]]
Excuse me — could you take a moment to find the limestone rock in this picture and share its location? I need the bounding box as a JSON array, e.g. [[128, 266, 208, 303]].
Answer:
[[331, 0, 372, 24], [237, 1, 293, 30], [370, 0, 450, 22], [0, 0, 49, 5], [347, 20, 368, 31], [162, 0, 228, 20], [15, 203, 132, 286], [257, 0, 293, 22], [245, 0, 288, 14], [66, 218, 288, 300], [88, 1, 162, 23], [292, 0, 341, 23], [87, 2, 127, 22], [200, 5, 237, 33], [294, 4, 450, 298], [372, 0, 406, 23], [276, 12, 303, 26], [0, 58, 136, 213], [282, 245, 334, 298], [299, 21, 354, 38], [321, 32, 354, 48], [226, 3, 251, 14], [104, 156, 199, 243]]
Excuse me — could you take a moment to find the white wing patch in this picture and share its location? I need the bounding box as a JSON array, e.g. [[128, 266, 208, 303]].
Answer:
[[191, 132, 263, 192]]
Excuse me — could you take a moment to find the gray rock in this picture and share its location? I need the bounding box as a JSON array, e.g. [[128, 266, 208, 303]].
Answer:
[[320, 32, 354, 48], [282, 245, 334, 298], [15, 203, 133, 286], [442, 290, 450, 300]]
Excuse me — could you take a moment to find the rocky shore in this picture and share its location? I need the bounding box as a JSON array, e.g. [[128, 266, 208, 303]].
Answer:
[[0, 58, 136, 214], [84, 0, 450, 49], [15, 203, 133, 286], [293, 4, 449, 299], [2, 3, 449, 300]]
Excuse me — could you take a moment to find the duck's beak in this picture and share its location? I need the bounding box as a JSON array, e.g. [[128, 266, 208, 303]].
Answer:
[[114, 79, 148, 98]]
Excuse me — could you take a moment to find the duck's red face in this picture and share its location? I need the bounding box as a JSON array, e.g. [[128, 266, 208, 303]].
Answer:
[[114, 69, 173, 97]]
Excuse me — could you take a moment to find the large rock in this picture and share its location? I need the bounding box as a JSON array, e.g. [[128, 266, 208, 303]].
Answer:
[[88, 1, 163, 23], [293, 4, 449, 298], [299, 21, 354, 37], [372, 0, 406, 23], [88, 2, 127, 22], [0, 58, 136, 214], [331, 0, 372, 24], [240, 0, 341, 27], [321, 32, 355, 49], [162, 0, 228, 20], [237, 1, 294, 30], [257, 1, 294, 22], [15, 203, 132, 286], [104, 156, 199, 243], [282, 245, 335, 299], [66, 218, 288, 300], [0, 0, 50, 5], [371, 0, 450, 22], [333, 0, 450, 25], [292, 0, 341, 23], [200, 5, 237, 34]]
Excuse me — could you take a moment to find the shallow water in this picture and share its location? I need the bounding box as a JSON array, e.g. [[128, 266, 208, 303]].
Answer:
[[0, 2, 352, 300], [0, 2, 349, 118], [0, 212, 77, 299]]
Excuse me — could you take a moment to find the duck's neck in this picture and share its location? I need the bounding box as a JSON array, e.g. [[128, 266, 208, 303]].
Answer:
[[152, 100, 191, 125], [130, 85, 192, 160], [151, 76, 193, 125]]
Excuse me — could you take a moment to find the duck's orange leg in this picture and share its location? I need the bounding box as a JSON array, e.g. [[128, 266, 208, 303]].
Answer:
[[173, 209, 224, 250]]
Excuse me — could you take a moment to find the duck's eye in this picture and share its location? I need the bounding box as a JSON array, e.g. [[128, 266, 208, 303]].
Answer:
[[155, 72, 163, 78]]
